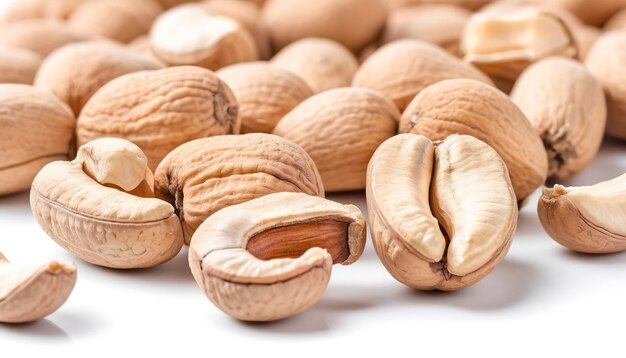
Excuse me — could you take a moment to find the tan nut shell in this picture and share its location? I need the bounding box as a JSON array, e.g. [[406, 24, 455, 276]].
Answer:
[[262, 0, 388, 53], [156, 0, 200, 9], [529, 0, 626, 26], [461, 4, 577, 91], [0, 84, 75, 196], [352, 40, 493, 112], [270, 38, 359, 94], [367, 134, 517, 290], [68, 0, 163, 44], [31, 138, 184, 269], [204, 0, 271, 60], [0, 45, 41, 84], [77, 66, 240, 170], [0, 0, 85, 24], [399, 79, 548, 203], [0, 255, 76, 324], [511, 57, 606, 182], [382, 4, 472, 56], [585, 31, 626, 140], [272, 87, 399, 192], [385, 0, 493, 11], [538, 176, 626, 254], [150, 4, 259, 70], [573, 25, 601, 61], [0, 20, 93, 56], [35, 41, 163, 116], [189, 192, 366, 321], [155, 133, 324, 244], [216, 62, 313, 133]]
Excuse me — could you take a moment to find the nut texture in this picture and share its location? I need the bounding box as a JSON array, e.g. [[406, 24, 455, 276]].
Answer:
[[382, 4, 472, 56], [0, 20, 93, 56], [461, 4, 577, 91], [367, 134, 517, 290], [386, 0, 493, 11], [0, 255, 77, 324], [204, 0, 271, 60], [189, 192, 366, 321], [272, 87, 399, 192], [352, 40, 493, 111], [399, 79, 548, 203], [262, 0, 388, 52], [216, 62, 313, 133], [76, 66, 240, 170], [31, 138, 184, 269], [528, 0, 626, 26], [68, 0, 163, 44], [585, 31, 626, 140], [0, 45, 41, 84], [35, 41, 163, 116], [538, 176, 626, 254], [271, 38, 359, 93], [155, 133, 324, 244], [150, 4, 258, 70], [0, 84, 75, 196], [511, 57, 606, 181], [0, 0, 85, 24]]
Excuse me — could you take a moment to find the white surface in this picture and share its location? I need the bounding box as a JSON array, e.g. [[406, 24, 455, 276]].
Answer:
[[1, 139, 625, 355]]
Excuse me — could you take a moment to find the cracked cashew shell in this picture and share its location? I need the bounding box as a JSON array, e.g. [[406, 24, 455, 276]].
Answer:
[[31, 138, 184, 269], [538, 175, 626, 254], [367, 134, 517, 290], [189, 192, 366, 321], [77, 66, 240, 170], [154, 133, 324, 244], [399, 78, 548, 204], [352, 39, 493, 111], [0, 253, 76, 323], [272, 87, 399, 192], [0, 84, 75, 196], [35, 41, 163, 116], [511, 57, 606, 182]]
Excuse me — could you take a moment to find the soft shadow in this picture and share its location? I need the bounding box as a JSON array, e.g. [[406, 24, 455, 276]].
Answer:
[[89, 246, 195, 285], [327, 191, 367, 211], [0, 191, 31, 215], [50, 310, 100, 337], [566, 138, 626, 186], [515, 209, 543, 240], [232, 311, 330, 334], [0, 319, 70, 341], [407, 258, 537, 311], [560, 249, 626, 265]]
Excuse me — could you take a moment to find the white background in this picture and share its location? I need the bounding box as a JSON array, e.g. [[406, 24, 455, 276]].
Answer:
[[1, 0, 626, 355], [1, 140, 625, 355]]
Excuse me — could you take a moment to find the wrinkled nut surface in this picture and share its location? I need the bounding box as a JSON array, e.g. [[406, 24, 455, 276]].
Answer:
[[538, 175, 626, 254], [0, 84, 75, 196], [77, 66, 240, 170], [30, 138, 184, 269], [0, 45, 41, 84], [0, 20, 93, 56], [352, 39, 493, 111], [461, 4, 576, 91], [273, 87, 399, 192], [35, 41, 163, 116], [155, 133, 324, 244], [262, 0, 388, 53], [0, 0, 84, 24], [585, 31, 626, 140], [189, 192, 366, 321], [204, 0, 271, 60], [150, 4, 258, 70], [68, 0, 163, 44], [382, 4, 472, 56], [400, 79, 548, 203], [367, 134, 517, 290], [216, 62, 313, 133], [511, 57, 606, 182], [271, 38, 360, 93], [0, 252, 77, 323]]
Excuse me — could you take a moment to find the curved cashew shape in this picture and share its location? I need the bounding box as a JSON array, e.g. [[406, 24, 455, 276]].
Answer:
[[0, 252, 76, 323], [30, 138, 184, 269], [189, 192, 366, 321]]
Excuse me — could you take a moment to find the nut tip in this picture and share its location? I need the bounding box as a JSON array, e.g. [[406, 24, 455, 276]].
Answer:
[[47, 261, 76, 274]]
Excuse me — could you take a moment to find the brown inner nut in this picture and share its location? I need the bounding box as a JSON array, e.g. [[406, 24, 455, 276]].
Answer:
[[247, 220, 350, 263]]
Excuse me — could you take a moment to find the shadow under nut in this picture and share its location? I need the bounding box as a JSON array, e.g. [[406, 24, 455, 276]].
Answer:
[[30, 190, 183, 269]]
